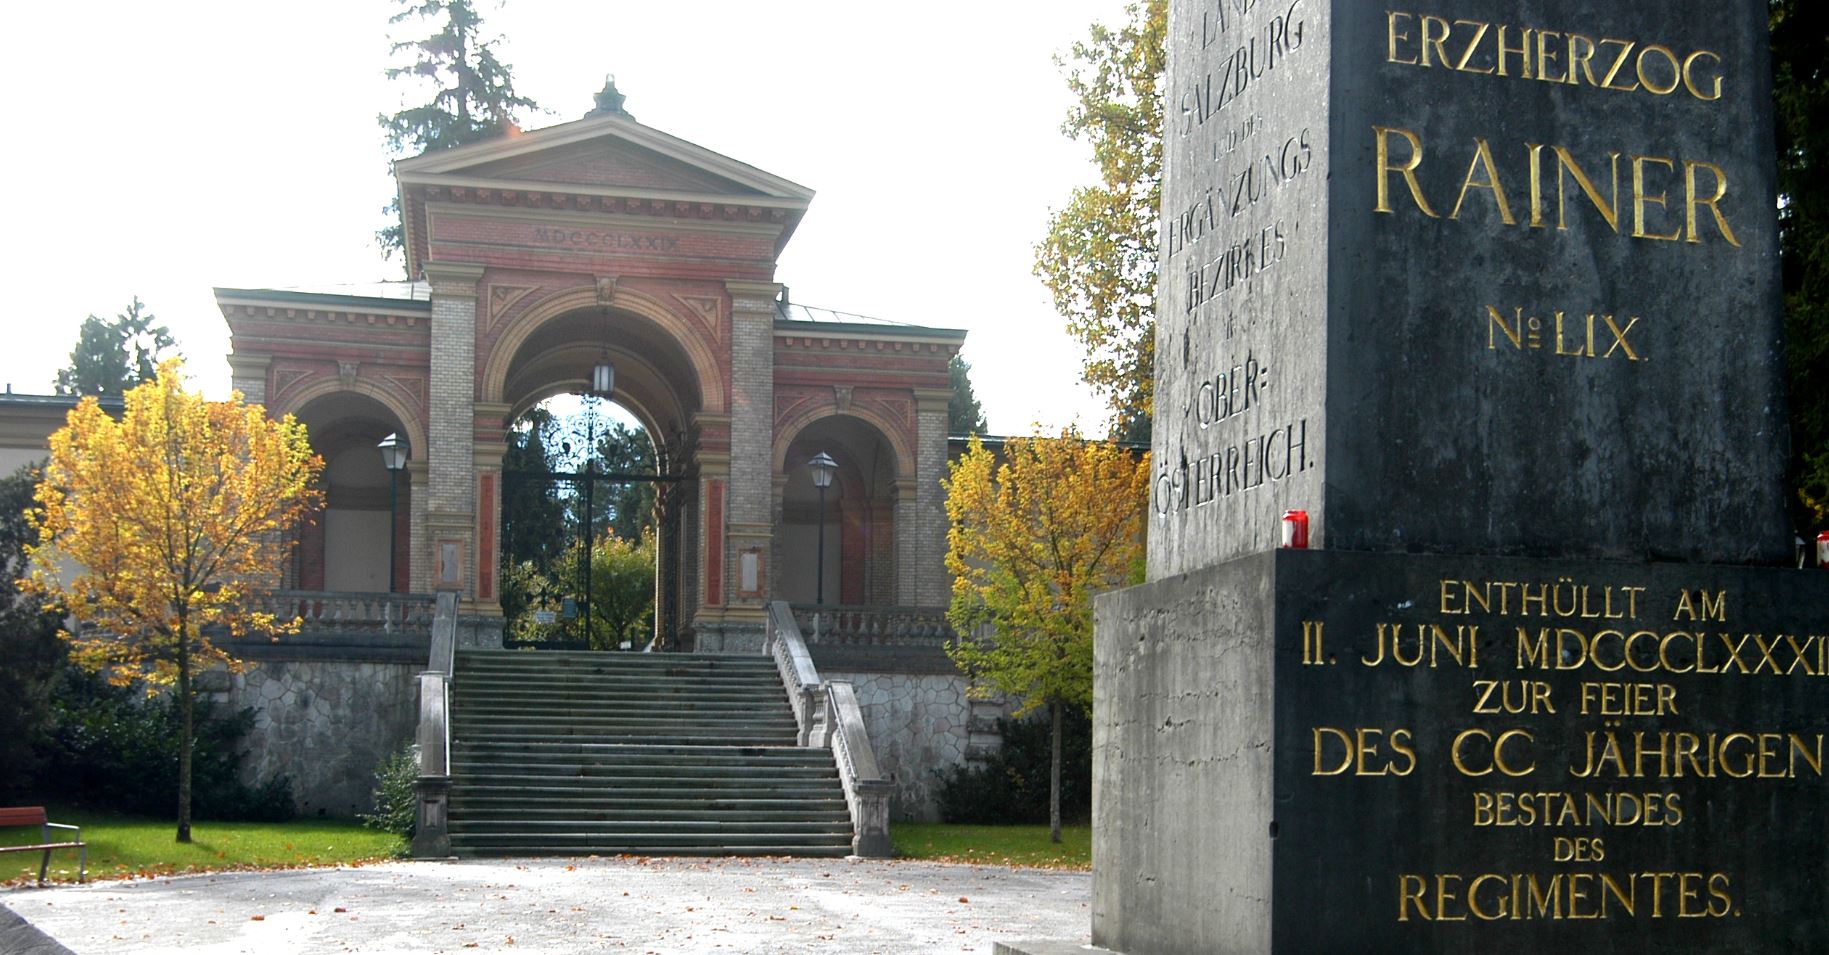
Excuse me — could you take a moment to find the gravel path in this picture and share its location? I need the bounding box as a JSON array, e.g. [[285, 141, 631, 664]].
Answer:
[[3, 856, 1090, 954]]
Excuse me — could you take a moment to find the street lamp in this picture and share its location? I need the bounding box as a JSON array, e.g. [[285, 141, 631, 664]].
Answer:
[[377, 433, 410, 593], [582, 357, 614, 647], [807, 452, 837, 605]]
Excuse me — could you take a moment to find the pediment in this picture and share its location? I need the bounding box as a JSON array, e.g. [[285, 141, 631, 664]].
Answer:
[[394, 113, 813, 204]]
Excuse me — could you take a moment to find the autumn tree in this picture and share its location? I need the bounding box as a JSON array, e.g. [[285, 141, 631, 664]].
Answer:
[[943, 432, 1148, 842], [378, 0, 540, 261], [24, 362, 322, 842], [55, 297, 180, 398], [1035, 0, 1166, 442]]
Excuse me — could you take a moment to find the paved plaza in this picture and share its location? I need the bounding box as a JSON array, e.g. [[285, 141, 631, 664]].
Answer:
[[2, 856, 1088, 954]]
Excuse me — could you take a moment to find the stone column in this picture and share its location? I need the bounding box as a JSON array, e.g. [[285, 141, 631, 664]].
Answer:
[[908, 388, 952, 607], [423, 261, 484, 604], [228, 354, 271, 406], [472, 403, 509, 614], [723, 281, 779, 631], [407, 461, 430, 594]]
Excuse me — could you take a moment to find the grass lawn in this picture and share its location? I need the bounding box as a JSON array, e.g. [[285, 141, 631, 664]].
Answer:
[[0, 807, 402, 887], [892, 822, 1091, 870]]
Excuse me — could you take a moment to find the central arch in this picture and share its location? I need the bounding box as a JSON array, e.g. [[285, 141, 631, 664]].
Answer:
[[482, 284, 726, 414]]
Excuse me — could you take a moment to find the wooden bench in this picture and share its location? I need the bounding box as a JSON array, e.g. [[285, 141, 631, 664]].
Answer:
[[0, 806, 86, 886]]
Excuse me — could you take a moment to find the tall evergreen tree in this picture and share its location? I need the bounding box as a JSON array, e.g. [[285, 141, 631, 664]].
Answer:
[[54, 297, 179, 397], [377, 0, 539, 261], [948, 355, 989, 436], [1772, 0, 1829, 525], [0, 465, 65, 797]]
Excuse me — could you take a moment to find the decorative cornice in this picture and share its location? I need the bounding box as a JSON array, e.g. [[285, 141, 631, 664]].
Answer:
[[913, 388, 954, 414], [776, 332, 963, 352], [423, 261, 487, 297]]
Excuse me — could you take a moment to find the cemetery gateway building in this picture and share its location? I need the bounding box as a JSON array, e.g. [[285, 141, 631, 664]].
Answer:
[[163, 89, 993, 827]]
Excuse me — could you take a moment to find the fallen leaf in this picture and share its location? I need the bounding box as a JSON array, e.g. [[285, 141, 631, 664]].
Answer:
[[250, 915, 265, 922]]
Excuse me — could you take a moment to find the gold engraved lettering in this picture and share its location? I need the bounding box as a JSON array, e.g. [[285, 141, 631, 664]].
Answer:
[[1684, 160, 1741, 247], [1420, 15, 1451, 68], [1472, 679, 1556, 715], [1374, 126, 1438, 216], [1496, 25, 1532, 77], [1453, 20, 1492, 74], [1631, 155, 1683, 241], [1387, 11, 1418, 65], [1451, 137, 1516, 223], [1535, 29, 1565, 83], [1452, 728, 1536, 777], [1636, 44, 1683, 95], [1301, 619, 1327, 665], [1312, 726, 1417, 776], [1598, 38, 1641, 91]]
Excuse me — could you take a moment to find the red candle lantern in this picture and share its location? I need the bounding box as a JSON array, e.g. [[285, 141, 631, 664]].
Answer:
[[1281, 509, 1310, 549]]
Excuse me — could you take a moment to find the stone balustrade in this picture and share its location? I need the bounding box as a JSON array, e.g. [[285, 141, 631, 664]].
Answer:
[[262, 591, 436, 635], [788, 604, 954, 646]]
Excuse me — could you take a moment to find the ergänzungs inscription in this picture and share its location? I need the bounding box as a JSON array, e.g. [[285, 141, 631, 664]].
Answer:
[[1299, 575, 1825, 923]]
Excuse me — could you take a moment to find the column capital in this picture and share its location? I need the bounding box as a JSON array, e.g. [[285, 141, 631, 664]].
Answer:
[[226, 354, 271, 376], [724, 280, 782, 313], [913, 388, 953, 415], [423, 261, 486, 297]]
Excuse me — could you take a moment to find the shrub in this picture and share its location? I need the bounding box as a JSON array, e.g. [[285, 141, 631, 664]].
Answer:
[[41, 668, 295, 821], [935, 708, 1093, 824], [360, 744, 418, 840]]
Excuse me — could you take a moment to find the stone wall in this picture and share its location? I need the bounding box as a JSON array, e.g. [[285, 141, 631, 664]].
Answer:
[[209, 631, 428, 818], [825, 668, 1006, 821]]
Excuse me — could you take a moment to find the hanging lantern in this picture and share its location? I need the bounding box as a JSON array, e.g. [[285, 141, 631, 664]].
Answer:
[[1818, 531, 1829, 569], [592, 359, 614, 396]]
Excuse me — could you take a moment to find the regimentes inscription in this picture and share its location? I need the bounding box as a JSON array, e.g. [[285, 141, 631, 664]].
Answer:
[[1299, 574, 1826, 924]]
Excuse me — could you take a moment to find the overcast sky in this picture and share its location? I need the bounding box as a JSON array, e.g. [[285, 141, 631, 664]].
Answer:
[[0, 0, 1134, 435]]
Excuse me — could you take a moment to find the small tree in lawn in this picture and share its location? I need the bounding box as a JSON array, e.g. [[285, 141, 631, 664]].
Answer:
[[24, 362, 322, 842], [943, 432, 1148, 843]]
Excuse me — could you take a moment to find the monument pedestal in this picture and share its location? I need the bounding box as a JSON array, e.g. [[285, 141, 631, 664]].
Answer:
[[1080, 549, 1829, 954]]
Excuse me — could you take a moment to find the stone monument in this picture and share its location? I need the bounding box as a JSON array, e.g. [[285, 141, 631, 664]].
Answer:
[[1001, 2, 1829, 953]]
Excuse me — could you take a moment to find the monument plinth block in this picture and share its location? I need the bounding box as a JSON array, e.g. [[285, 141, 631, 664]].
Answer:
[[1093, 550, 1829, 954]]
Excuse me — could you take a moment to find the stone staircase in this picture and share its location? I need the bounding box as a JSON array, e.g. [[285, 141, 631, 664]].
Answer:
[[446, 650, 854, 858]]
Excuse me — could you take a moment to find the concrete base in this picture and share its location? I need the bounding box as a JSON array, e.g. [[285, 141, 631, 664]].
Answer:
[[993, 941, 1120, 955]]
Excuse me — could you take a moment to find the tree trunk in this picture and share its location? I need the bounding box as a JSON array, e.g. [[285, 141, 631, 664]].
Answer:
[[176, 618, 193, 844], [1049, 701, 1063, 845]]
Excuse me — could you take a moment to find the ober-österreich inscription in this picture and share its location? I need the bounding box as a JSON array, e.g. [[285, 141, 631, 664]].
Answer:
[[1150, 1, 1787, 579]]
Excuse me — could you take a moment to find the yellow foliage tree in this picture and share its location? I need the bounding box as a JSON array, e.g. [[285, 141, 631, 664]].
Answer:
[[943, 432, 1148, 841], [24, 362, 322, 842]]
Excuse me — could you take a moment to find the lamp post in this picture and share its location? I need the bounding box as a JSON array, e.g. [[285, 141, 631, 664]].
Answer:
[[583, 358, 615, 647], [807, 452, 837, 605], [377, 433, 410, 593]]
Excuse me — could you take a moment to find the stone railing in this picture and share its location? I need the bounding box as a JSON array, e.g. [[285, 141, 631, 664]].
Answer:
[[788, 604, 954, 647], [767, 600, 891, 857], [411, 591, 458, 859], [768, 602, 825, 746], [263, 591, 436, 635]]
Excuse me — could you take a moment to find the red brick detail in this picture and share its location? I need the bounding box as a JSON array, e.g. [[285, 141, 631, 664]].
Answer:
[[705, 480, 724, 607], [393, 490, 411, 593], [478, 473, 496, 601], [299, 503, 326, 592]]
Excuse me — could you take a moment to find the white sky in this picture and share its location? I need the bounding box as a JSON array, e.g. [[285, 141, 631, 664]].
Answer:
[[0, 0, 1132, 436]]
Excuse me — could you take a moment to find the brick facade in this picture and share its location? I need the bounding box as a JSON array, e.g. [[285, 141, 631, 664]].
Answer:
[[218, 109, 965, 644]]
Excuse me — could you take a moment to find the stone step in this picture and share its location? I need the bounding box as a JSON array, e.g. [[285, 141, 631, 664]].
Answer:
[[455, 732, 798, 748], [455, 675, 783, 693], [446, 786, 844, 808], [450, 750, 836, 771], [446, 739, 819, 753], [457, 652, 776, 673], [451, 842, 854, 859], [447, 831, 852, 850], [451, 783, 847, 802], [450, 759, 838, 779], [449, 812, 848, 826], [451, 769, 837, 788], [455, 695, 786, 709]]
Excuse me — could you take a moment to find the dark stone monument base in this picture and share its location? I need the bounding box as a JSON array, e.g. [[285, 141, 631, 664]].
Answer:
[[1094, 550, 1829, 954]]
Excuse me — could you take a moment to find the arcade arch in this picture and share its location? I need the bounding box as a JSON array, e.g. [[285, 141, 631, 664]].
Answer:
[[776, 414, 903, 606], [291, 391, 415, 593]]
